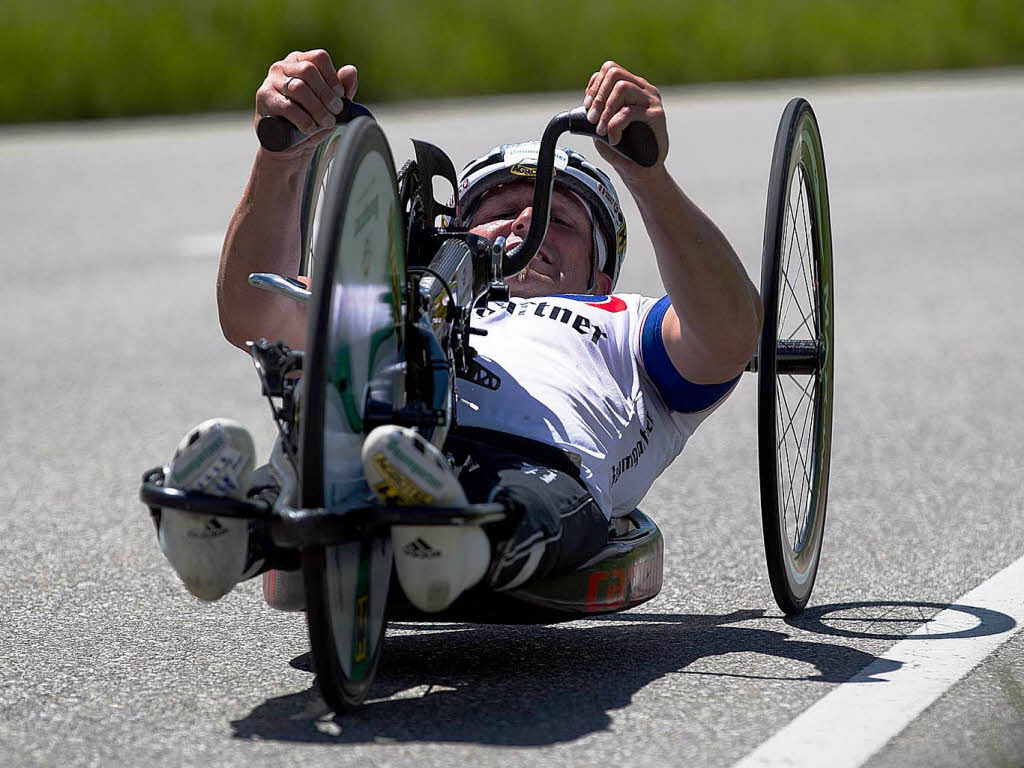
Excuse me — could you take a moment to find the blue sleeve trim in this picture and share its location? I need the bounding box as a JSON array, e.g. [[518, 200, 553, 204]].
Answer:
[[640, 296, 741, 413]]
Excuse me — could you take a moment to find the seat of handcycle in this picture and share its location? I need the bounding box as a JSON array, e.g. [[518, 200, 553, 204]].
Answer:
[[387, 506, 664, 624]]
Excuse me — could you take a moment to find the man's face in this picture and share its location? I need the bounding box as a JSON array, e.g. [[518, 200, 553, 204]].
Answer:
[[468, 181, 609, 298]]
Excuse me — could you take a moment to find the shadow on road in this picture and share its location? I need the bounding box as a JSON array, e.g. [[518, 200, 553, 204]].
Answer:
[[230, 607, 915, 746], [785, 600, 1016, 641], [231, 601, 1014, 745]]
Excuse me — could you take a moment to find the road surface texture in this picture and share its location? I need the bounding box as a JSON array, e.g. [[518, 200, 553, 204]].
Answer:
[[1, 70, 1022, 767]]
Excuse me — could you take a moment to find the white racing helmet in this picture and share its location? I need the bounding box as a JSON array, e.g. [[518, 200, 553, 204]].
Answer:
[[457, 142, 627, 290]]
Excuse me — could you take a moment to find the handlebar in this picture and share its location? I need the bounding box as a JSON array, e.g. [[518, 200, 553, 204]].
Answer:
[[569, 106, 659, 168], [256, 98, 375, 152], [257, 99, 660, 283], [501, 107, 658, 279]]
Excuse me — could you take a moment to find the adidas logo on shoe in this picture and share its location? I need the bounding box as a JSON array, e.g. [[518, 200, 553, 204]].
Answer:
[[362, 425, 490, 613], [402, 538, 442, 559]]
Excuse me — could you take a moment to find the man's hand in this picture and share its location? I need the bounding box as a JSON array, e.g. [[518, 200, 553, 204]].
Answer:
[[583, 61, 669, 185], [255, 50, 359, 159]]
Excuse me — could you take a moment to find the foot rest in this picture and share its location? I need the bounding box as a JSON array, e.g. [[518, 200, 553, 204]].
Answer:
[[139, 466, 272, 521]]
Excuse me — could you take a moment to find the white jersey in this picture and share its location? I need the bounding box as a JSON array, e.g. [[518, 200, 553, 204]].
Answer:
[[455, 293, 738, 518]]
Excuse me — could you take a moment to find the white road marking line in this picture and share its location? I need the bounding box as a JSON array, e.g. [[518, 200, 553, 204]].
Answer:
[[175, 232, 223, 258], [734, 553, 1024, 768]]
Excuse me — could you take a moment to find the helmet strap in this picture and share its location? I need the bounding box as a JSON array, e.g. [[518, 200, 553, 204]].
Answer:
[[566, 190, 604, 294]]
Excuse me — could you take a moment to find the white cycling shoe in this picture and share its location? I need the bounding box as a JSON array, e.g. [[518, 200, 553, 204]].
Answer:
[[361, 425, 490, 613], [158, 418, 254, 602]]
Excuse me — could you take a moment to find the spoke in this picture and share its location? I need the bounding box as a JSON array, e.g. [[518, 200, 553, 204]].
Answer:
[[780, 416, 809, 507], [776, 382, 804, 528], [777, 408, 801, 537], [787, 374, 817, 493], [789, 186, 806, 267], [780, 185, 814, 340], [779, 375, 816, 546], [778, 197, 800, 333], [781, 220, 805, 326], [783, 301, 816, 342], [776, 381, 803, 457], [795, 171, 818, 325], [787, 369, 816, 399], [796, 184, 818, 339], [791, 379, 817, 540], [777, 383, 810, 541], [779, 383, 811, 510], [777, 373, 815, 454], [778, 264, 811, 337], [778, 168, 808, 335], [785, 415, 809, 548]]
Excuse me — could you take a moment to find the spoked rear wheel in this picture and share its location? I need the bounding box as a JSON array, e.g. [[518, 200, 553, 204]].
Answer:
[[300, 116, 406, 711], [758, 98, 834, 616]]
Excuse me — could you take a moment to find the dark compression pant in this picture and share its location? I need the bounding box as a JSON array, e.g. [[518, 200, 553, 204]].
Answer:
[[443, 427, 609, 590]]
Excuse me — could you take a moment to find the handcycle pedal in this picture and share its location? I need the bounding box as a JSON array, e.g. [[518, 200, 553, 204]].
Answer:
[[139, 466, 272, 523]]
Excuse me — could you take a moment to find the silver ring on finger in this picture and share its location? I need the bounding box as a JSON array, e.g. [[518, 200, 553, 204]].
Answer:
[[285, 76, 297, 92]]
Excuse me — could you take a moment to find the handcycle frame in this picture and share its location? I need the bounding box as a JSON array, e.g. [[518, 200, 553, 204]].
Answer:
[[140, 94, 833, 709], [141, 101, 667, 614]]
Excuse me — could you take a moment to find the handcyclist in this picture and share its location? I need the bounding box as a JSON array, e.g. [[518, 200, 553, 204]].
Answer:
[[156, 50, 763, 612]]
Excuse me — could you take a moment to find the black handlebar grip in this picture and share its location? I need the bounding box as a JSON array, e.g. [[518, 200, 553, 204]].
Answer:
[[566, 106, 659, 167], [615, 121, 659, 167], [256, 99, 375, 152], [256, 116, 303, 152]]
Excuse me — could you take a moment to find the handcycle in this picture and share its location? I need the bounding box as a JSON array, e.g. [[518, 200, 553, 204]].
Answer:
[[140, 95, 833, 712]]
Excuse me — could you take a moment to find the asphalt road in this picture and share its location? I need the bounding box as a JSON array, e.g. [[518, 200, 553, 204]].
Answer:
[[2, 70, 1023, 767]]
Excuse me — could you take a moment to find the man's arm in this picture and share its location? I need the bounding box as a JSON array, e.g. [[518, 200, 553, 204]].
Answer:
[[622, 167, 763, 384], [219, 152, 309, 350], [218, 50, 358, 351], [584, 62, 763, 386]]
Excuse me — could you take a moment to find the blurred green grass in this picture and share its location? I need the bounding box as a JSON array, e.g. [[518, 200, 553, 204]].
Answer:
[[3, 0, 1023, 123]]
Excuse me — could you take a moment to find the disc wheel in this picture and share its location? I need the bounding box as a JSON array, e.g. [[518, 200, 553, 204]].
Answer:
[[298, 129, 345, 278], [300, 116, 406, 711], [757, 98, 834, 616]]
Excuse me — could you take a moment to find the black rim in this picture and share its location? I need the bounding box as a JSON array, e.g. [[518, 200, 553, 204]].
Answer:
[[758, 98, 834, 616], [300, 116, 404, 711]]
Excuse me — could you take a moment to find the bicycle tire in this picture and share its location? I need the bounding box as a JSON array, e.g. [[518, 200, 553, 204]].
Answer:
[[298, 128, 348, 278], [757, 98, 834, 616], [300, 116, 405, 711]]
